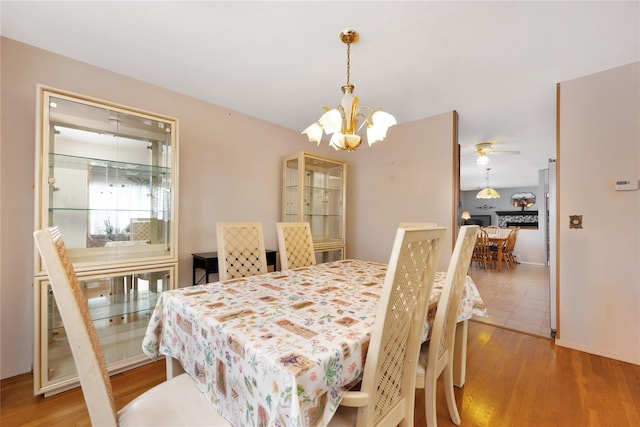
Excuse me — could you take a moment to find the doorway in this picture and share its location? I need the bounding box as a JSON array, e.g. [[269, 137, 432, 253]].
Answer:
[[468, 263, 551, 337]]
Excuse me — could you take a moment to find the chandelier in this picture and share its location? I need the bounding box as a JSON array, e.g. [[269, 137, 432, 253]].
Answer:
[[302, 29, 396, 151], [476, 168, 501, 199]]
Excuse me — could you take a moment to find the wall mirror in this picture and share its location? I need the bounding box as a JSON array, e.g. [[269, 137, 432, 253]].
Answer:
[[511, 192, 536, 210]]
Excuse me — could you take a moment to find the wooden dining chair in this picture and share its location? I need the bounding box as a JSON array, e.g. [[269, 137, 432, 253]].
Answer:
[[33, 226, 232, 427], [471, 228, 490, 270], [216, 222, 268, 281], [502, 227, 520, 270], [329, 226, 446, 427], [484, 225, 501, 237], [276, 222, 316, 270], [415, 225, 478, 427]]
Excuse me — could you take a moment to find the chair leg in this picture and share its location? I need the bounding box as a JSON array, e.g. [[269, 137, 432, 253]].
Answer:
[[425, 372, 438, 427], [443, 364, 461, 425]]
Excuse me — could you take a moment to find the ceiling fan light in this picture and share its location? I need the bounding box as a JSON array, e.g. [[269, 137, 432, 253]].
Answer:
[[476, 154, 490, 165]]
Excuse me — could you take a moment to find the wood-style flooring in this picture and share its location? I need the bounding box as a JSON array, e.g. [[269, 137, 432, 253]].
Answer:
[[2, 321, 639, 426], [468, 262, 551, 338]]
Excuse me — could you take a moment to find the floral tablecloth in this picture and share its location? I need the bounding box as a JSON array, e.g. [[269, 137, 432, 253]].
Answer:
[[142, 259, 486, 427]]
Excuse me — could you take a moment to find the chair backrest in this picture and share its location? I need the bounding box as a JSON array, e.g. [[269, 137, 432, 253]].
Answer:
[[475, 228, 489, 250], [427, 225, 479, 376], [216, 222, 268, 281], [33, 227, 118, 427], [357, 226, 446, 427], [484, 225, 501, 237], [399, 222, 438, 228], [276, 222, 316, 270], [130, 217, 151, 241], [506, 227, 519, 250]]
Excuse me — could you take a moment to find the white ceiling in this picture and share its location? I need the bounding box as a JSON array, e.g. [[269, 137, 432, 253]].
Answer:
[[2, 1, 638, 190]]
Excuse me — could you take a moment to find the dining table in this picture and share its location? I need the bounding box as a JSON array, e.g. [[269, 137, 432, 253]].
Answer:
[[487, 234, 509, 271], [142, 259, 487, 427]]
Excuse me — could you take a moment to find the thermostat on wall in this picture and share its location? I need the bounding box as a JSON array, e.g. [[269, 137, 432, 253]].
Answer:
[[614, 179, 639, 191]]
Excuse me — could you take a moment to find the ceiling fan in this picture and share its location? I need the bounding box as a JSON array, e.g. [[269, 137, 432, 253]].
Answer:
[[471, 141, 520, 165]]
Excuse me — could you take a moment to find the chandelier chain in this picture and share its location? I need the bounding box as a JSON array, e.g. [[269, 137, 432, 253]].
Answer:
[[345, 42, 351, 86]]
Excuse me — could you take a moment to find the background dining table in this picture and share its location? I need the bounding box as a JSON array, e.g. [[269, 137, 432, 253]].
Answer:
[[487, 234, 509, 271], [142, 259, 487, 427]]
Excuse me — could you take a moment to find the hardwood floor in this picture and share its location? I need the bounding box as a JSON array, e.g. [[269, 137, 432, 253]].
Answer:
[[2, 322, 639, 426], [468, 262, 551, 338]]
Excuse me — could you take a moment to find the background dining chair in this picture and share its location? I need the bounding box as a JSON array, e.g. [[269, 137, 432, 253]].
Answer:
[[415, 225, 479, 427], [329, 226, 446, 427], [484, 225, 501, 237], [276, 222, 316, 270], [33, 226, 232, 427], [486, 227, 515, 271], [216, 222, 268, 281], [471, 228, 490, 270], [503, 227, 520, 270]]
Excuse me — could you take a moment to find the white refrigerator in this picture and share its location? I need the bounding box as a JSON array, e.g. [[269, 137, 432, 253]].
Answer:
[[546, 159, 557, 337]]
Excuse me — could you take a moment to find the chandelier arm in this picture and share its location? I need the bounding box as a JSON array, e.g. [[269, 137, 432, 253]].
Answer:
[[354, 112, 372, 133]]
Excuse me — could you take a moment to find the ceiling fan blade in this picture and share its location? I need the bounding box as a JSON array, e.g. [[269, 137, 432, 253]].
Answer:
[[489, 150, 520, 155]]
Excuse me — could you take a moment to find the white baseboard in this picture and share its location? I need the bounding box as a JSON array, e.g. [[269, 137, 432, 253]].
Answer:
[[518, 261, 546, 266], [555, 338, 640, 365]]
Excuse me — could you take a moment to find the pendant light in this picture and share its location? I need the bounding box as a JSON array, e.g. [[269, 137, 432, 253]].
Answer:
[[476, 168, 500, 199]]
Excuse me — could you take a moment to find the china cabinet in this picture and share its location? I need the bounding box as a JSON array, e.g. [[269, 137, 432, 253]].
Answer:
[[282, 152, 346, 262], [33, 87, 178, 395]]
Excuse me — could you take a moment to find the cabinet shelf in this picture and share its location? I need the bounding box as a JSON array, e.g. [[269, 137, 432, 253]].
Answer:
[[49, 153, 171, 175], [49, 207, 163, 212], [47, 289, 162, 331], [284, 213, 342, 219], [285, 184, 342, 192]]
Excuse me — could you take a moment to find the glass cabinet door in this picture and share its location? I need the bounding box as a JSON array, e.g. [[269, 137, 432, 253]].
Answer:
[[315, 248, 344, 264], [37, 89, 177, 273], [36, 266, 174, 393], [303, 155, 344, 245], [283, 157, 300, 221]]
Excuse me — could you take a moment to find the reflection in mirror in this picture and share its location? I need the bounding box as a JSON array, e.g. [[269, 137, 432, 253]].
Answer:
[[48, 95, 172, 250], [511, 192, 536, 210]]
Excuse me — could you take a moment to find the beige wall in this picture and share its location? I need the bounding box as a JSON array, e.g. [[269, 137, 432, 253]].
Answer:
[[557, 62, 640, 364], [0, 37, 458, 378], [346, 112, 457, 271], [0, 37, 304, 378]]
